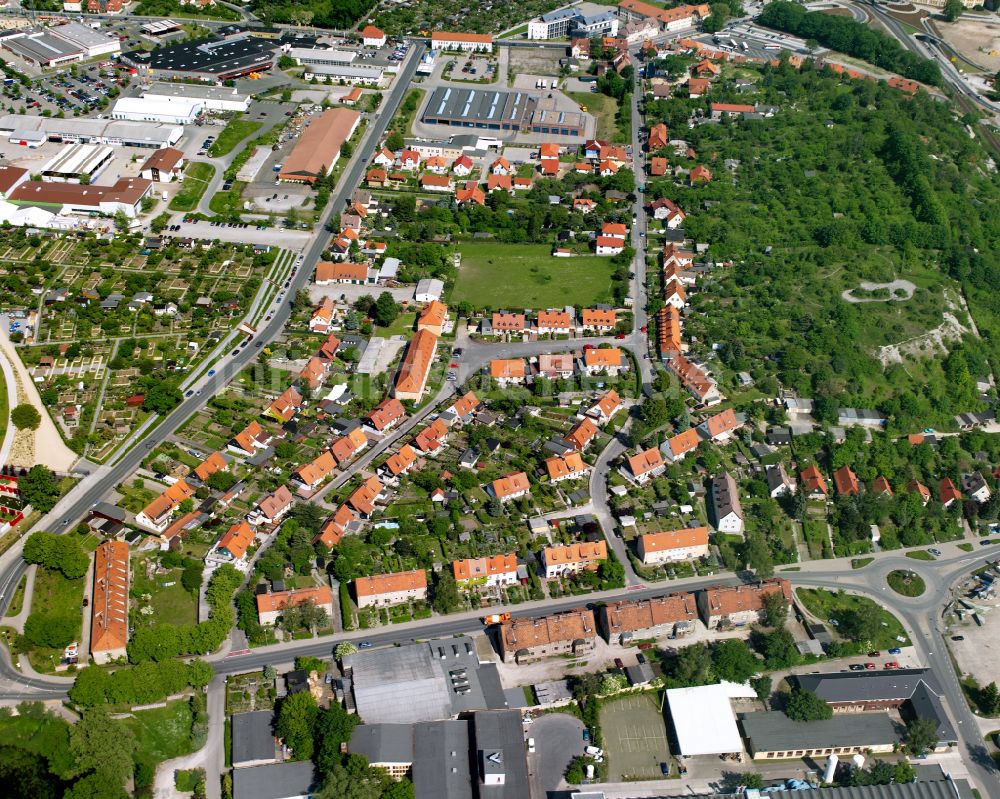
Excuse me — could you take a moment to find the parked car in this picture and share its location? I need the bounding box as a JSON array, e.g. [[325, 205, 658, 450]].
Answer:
[[849, 664, 865, 671], [952, 635, 964, 641], [864, 662, 876, 670], [888, 647, 902, 655]]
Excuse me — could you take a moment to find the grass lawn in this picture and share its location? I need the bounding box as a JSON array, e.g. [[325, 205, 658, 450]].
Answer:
[[125, 700, 196, 773], [568, 91, 624, 143], [119, 484, 157, 514], [906, 549, 936, 561], [168, 162, 216, 212], [451, 242, 617, 308], [600, 693, 671, 781], [796, 587, 909, 649], [389, 88, 425, 139], [6, 574, 26, 616], [851, 557, 874, 569], [31, 566, 84, 629], [132, 558, 199, 627], [887, 569, 925, 597], [208, 118, 262, 157], [377, 311, 416, 338], [958, 543, 974, 552], [0, 361, 7, 452], [209, 181, 247, 216]]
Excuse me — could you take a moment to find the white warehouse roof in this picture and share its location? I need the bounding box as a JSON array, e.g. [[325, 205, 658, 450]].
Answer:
[[665, 681, 756, 756], [112, 96, 202, 122]]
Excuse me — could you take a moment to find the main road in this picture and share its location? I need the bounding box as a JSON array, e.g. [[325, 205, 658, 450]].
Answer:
[[0, 42, 426, 690]]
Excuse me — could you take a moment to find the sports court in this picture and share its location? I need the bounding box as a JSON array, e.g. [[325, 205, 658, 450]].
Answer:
[[599, 693, 672, 781]]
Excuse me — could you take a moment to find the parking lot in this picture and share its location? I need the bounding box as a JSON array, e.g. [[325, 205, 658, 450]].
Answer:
[[600, 693, 672, 782], [527, 712, 585, 798]]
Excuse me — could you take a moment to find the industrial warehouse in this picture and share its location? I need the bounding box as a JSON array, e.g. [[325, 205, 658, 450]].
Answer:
[[277, 107, 360, 183], [119, 34, 276, 81], [422, 86, 590, 138], [0, 22, 120, 67], [0, 114, 183, 149]]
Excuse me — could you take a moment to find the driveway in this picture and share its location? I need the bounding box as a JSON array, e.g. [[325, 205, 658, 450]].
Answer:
[[528, 712, 585, 799]]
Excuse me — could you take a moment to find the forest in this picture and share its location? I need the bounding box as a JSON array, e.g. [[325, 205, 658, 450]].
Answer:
[[655, 61, 1000, 431], [250, 0, 376, 29]]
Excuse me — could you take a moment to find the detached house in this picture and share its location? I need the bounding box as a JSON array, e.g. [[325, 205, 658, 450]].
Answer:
[[709, 472, 744, 534], [583, 347, 624, 376], [490, 358, 527, 386], [365, 397, 406, 434], [545, 452, 590, 483], [588, 389, 621, 424], [229, 420, 272, 457], [940, 477, 962, 508], [800, 465, 828, 498], [207, 521, 256, 570], [581, 307, 616, 333], [697, 407, 739, 443], [383, 443, 419, 480], [833, 465, 860, 497], [293, 450, 337, 491], [265, 386, 303, 423], [135, 479, 195, 534], [564, 417, 598, 452], [252, 485, 294, 526], [536, 309, 573, 336]]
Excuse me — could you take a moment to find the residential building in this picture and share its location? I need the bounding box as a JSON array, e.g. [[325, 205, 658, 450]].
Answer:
[[664, 427, 700, 463], [872, 475, 893, 497], [315, 261, 370, 284], [697, 407, 739, 442], [193, 450, 227, 483], [354, 569, 428, 608], [135, 478, 194, 533], [598, 594, 698, 643], [452, 553, 518, 588], [264, 386, 302, 423], [588, 389, 621, 424], [582, 347, 624, 376], [366, 397, 407, 433], [313, 504, 357, 548], [347, 475, 385, 517], [208, 520, 256, 569], [696, 578, 792, 629], [310, 297, 335, 332], [833, 465, 860, 497], [710, 472, 744, 534], [490, 358, 527, 386], [293, 450, 337, 491], [383, 443, 418, 479], [491, 471, 531, 502], [330, 427, 368, 465], [446, 391, 480, 423], [90, 540, 129, 664], [541, 541, 607, 578], [252, 485, 294, 526], [139, 146, 184, 181], [490, 312, 526, 336], [362, 25, 386, 47], [417, 300, 448, 336], [229, 420, 272, 457], [498, 608, 597, 663], [908, 479, 932, 506], [595, 235, 624, 255], [537, 353, 576, 379], [256, 585, 334, 626], [940, 477, 962, 507], [637, 527, 709, 565], [564, 417, 598, 451], [581, 307, 617, 332], [545, 451, 591, 483], [536, 309, 572, 336], [962, 471, 991, 503], [800, 464, 828, 498], [393, 328, 438, 401], [626, 446, 665, 484], [766, 463, 794, 498], [413, 418, 449, 454]]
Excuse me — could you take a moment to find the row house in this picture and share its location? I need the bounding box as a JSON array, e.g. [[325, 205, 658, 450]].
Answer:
[[250, 485, 294, 527], [347, 475, 386, 518], [491, 358, 527, 386], [265, 386, 303, 423], [354, 569, 428, 608], [637, 527, 709, 565], [257, 586, 335, 626], [709, 471, 744, 534], [664, 427, 699, 463], [545, 451, 590, 483], [207, 520, 256, 570], [696, 578, 791, 629], [625, 446, 665, 485], [541, 540, 607, 578], [229, 420, 272, 458], [491, 471, 530, 502], [313, 504, 358, 548], [537, 353, 576, 380], [90, 541, 130, 664], [382, 443, 419, 481], [417, 300, 448, 336], [498, 608, 596, 663], [536, 309, 574, 336], [582, 347, 624, 376], [365, 397, 407, 434], [413, 418, 449, 454], [393, 328, 438, 402], [453, 553, 518, 588], [293, 450, 337, 492], [587, 389, 621, 425], [581, 307, 616, 333], [330, 427, 368, 465], [665, 353, 721, 406], [135, 479, 195, 534], [598, 594, 698, 644], [489, 312, 527, 337]]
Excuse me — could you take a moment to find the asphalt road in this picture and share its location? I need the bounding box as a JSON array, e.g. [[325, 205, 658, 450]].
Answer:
[[0, 43, 425, 695]]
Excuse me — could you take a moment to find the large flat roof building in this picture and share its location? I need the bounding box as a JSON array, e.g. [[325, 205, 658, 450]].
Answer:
[[40, 143, 114, 183], [301, 62, 384, 84], [278, 107, 360, 183], [144, 82, 251, 113], [112, 96, 202, 125], [424, 86, 538, 133], [341, 636, 510, 724], [665, 681, 757, 756], [739, 711, 900, 760], [121, 35, 276, 81], [1, 30, 81, 67], [0, 114, 183, 149], [9, 176, 153, 218]]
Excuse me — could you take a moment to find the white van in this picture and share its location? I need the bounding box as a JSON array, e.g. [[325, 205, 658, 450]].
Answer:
[[527, 738, 536, 753]]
